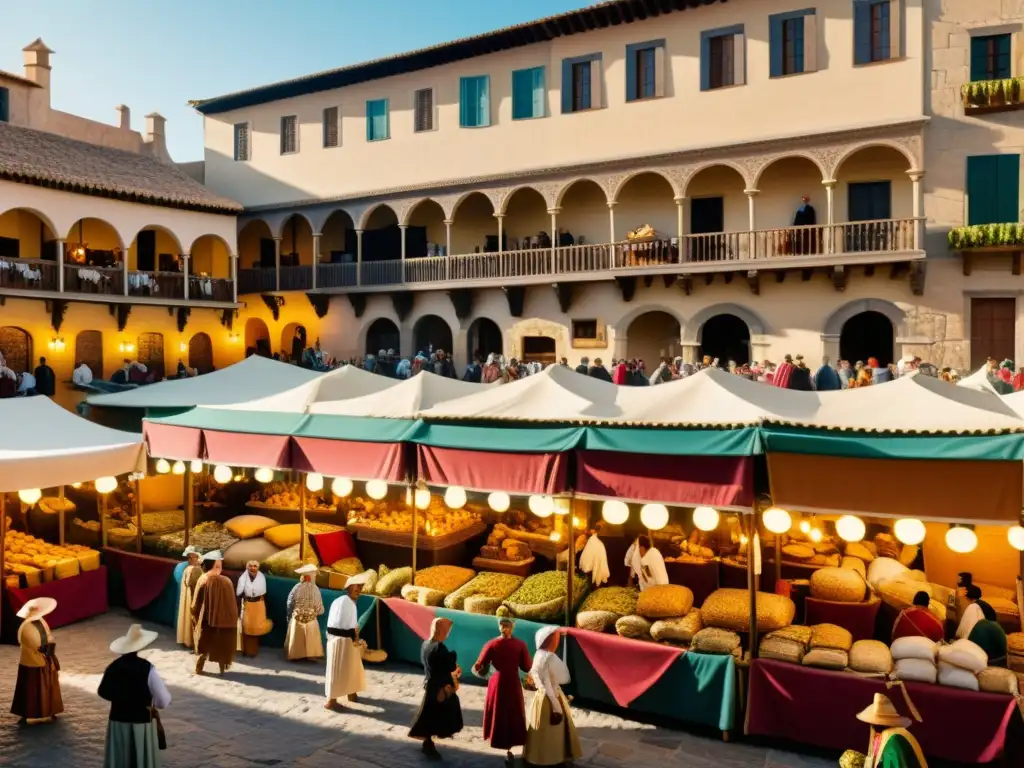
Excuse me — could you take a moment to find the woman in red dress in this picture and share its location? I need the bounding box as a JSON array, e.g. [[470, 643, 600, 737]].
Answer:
[[473, 617, 532, 765]]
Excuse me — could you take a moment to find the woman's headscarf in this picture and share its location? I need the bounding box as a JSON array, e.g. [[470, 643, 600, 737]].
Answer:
[[429, 617, 453, 641]]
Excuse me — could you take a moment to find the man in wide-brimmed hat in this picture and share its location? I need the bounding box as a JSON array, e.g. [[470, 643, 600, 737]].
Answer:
[[841, 693, 927, 768], [286, 564, 324, 661], [11, 597, 63, 723], [191, 550, 238, 675], [176, 546, 203, 648], [99, 624, 171, 767], [324, 572, 369, 710]]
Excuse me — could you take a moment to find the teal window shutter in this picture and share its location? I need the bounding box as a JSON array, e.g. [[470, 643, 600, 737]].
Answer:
[[997, 34, 1012, 78], [853, 1, 872, 65], [0, 87, 8, 122], [459, 77, 471, 127], [790, 18, 805, 73], [996, 155, 1020, 223], [769, 16, 784, 77], [626, 50, 638, 101], [561, 60, 573, 113], [967, 155, 1019, 225], [700, 35, 711, 90], [366, 99, 388, 141], [460, 76, 489, 127], [512, 68, 543, 119], [531, 67, 545, 118], [478, 76, 490, 126], [970, 37, 989, 81]]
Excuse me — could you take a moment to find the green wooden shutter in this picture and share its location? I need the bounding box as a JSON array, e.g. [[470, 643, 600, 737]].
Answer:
[[970, 38, 988, 81], [531, 67, 545, 118], [512, 69, 530, 119], [995, 154, 1020, 223], [0, 87, 9, 123], [967, 156, 1000, 225], [769, 16, 784, 77], [996, 34, 1012, 78], [853, 1, 872, 65], [477, 76, 490, 126], [459, 77, 473, 127]]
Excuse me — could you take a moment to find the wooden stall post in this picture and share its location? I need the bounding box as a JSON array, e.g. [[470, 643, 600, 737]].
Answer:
[[564, 497, 582, 628], [58, 486, 66, 546], [299, 480, 307, 562], [100, 492, 109, 549], [183, 468, 194, 549], [135, 478, 144, 554], [774, 533, 783, 588], [411, 485, 419, 580], [747, 509, 757, 660], [0, 494, 5, 637]]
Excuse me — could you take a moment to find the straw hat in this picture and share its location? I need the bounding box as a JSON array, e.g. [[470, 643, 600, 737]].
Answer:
[[856, 694, 910, 728], [344, 572, 370, 587], [295, 564, 318, 575], [110, 624, 158, 655], [16, 597, 57, 621]]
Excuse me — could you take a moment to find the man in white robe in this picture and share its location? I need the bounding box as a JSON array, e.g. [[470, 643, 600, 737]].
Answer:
[[625, 535, 669, 591], [324, 573, 368, 710]]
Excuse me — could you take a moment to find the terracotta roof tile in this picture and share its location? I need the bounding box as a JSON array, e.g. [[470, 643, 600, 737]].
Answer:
[[0, 121, 242, 214]]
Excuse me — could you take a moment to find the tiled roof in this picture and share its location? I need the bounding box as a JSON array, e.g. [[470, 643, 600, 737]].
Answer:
[[0, 121, 242, 214], [191, 0, 725, 115]]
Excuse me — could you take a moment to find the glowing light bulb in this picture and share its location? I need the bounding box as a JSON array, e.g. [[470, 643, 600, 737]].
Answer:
[[365, 480, 388, 500], [601, 500, 629, 525], [305, 473, 324, 492], [640, 503, 669, 531], [414, 488, 432, 510], [762, 507, 792, 535], [836, 515, 866, 543], [155, 459, 171, 474], [444, 486, 467, 509], [18, 488, 42, 505], [254, 467, 274, 484], [894, 518, 926, 546], [95, 476, 118, 494], [1008, 525, 1024, 551], [946, 526, 978, 554], [212, 465, 232, 484], [332, 477, 354, 498], [692, 506, 720, 532], [529, 495, 554, 518], [172, 461, 186, 475], [799, 520, 811, 535], [809, 528, 823, 543], [487, 491, 511, 513], [190, 460, 203, 473]]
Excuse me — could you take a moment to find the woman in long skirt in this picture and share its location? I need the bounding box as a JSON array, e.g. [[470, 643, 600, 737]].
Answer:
[[176, 547, 203, 648], [409, 617, 463, 760], [473, 617, 531, 765], [10, 597, 63, 723], [524, 626, 582, 767]]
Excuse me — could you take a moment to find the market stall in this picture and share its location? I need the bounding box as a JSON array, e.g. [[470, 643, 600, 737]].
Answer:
[[1, 396, 146, 635]]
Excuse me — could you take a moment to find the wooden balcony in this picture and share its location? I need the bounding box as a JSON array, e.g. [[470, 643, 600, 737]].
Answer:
[[238, 218, 922, 295], [0, 256, 237, 307]]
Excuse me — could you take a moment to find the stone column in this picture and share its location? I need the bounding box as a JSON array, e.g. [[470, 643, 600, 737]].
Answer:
[[823, 179, 836, 254], [548, 207, 559, 273], [273, 236, 282, 291], [56, 238, 65, 293], [123, 251, 129, 296], [312, 232, 321, 289], [681, 342, 699, 365], [443, 220, 452, 280], [908, 171, 924, 250], [355, 229, 363, 286], [744, 189, 758, 259], [399, 225, 408, 283], [182, 253, 190, 300], [674, 196, 686, 239], [231, 253, 238, 303], [495, 214, 504, 255], [607, 201, 618, 267]]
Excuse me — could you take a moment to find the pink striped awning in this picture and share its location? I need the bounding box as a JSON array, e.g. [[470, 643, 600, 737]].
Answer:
[[417, 445, 569, 495], [292, 436, 407, 482], [143, 422, 203, 461]]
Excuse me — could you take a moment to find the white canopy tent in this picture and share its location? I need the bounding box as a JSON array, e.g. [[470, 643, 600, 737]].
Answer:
[[309, 371, 494, 418], [86, 355, 323, 410], [0, 397, 145, 491], [957, 365, 999, 395], [211, 363, 398, 413]]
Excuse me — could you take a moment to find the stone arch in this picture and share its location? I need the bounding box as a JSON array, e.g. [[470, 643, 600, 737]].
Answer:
[[610, 169, 681, 202], [281, 322, 307, 361], [555, 178, 611, 208], [0, 326, 33, 373], [822, 298, 908, 339], [831, 141, 917, 177], [0, 206, 59, 241], [188, 332, 214, 374], [360, 317, 401, 356], [65, 217, 125, 258], [613, 303, 686, 337], [467, 317, 503, 361], [131, 224, 184, 254], [358, 202, 400, 231], [245, 317, 272, 357], [308, 206, 358, 236], [625, 311, 683, 364], [401, 198, 445, 226], [450, 190, 499, 220], [751, 153, 828, 189], [682, 303, 767, 344], [276, 212, 315, 239], [497, 184, 549, 216], [413, 314, 455, 355], [680, 161, 751, 197], [185, 232, 232, 254]]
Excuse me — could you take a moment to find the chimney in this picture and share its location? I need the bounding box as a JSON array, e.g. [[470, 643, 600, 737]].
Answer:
[[144, 112, 171, 162], [115, 104, 131, 131], [22, 38, 53, 95]]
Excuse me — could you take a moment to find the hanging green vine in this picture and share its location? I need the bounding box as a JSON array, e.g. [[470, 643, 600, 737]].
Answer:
[[949, 223, 1024, 250]]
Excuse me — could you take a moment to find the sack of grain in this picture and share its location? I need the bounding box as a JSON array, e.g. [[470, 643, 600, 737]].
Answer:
[[767, 624, 813, 647], [877, 578, 932, 611], [444, 572, 523, 610], [849, 640, 892, 675], [844, 542, 875, 563], [759, 634, 806, 664], [691, 627, 741, 655], [374, 566, 412, 597], [500, 571, 588, 623], [938, 660, 980, 691], [577, 610, 620, 633], [840, 556, 866, 577], [840, 750, 867, 768], [891, 636, 937, 662], [650, 609, 703, 644], [782, 544, 814, 561], [898, 545, 919, 567], [866, 557, 909, 591], [636, 584, 694, 619], [978, 667, 1020, 695], [1008, 632, 1024, 655], [938, 639, 988, 674], [615, 614, 653, 640], [414, 565, 476, 594], [892, 657, 937, 684], [465, 596, 503, 615], [400, 584, 447, 606], [578, 586, 638, 617], [810, 567, 866, 603], [874, 533, 901, 560], [802, 648, 849, 670], [701, 588, 796, 633], [810, 623, 854, 652]]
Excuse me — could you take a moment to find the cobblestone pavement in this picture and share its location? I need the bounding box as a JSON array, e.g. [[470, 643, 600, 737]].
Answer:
[[0, 611, 837, 768]]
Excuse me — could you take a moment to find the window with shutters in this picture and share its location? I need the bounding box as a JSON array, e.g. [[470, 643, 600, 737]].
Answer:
[[233, 122, 249, 161], [562, 53, 600, 113], [708, 34, 735, 89], [280, 115, 297, 154], [512, 67, 545, 120], [625, 40, 664, 102], [770, 10, 815, 77], [322, 107, 339, 148], [572, 62, 591, 110], [414, 88, 434, 132], [854, 0, 893, 65], [967, 154, 1021, 226], [971, 35, 1012, 82], [366, 99, 389, 141], [459, 76, 490, 128], [781, 19, 803, 74], [0, 87, 9, 122]]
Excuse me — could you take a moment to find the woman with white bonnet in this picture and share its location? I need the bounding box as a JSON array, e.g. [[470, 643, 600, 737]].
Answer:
[[99, 624, 171, 767], [524, 625, 582, 766], [11, 597, 63, 723]]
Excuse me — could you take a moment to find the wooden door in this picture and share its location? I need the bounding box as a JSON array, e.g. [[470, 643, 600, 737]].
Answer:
[[137, 332, 165, 378], [188, 333, 214, 374], [74, 330, 103, 378], [0, 326, 31, 372], [970, 298, 1016, 370]]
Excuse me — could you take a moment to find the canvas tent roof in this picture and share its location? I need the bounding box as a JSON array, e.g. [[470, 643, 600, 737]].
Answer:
[[309, 371, 493, 418], [86, 356, 322, 410], [0, 397, 145, 491], [211, 363, 397, 413], [957, 365, 999, 395]]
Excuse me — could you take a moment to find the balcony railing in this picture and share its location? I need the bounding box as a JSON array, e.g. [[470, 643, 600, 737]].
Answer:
[[190, 276, 234, 302], [235, 218, 920, 295], [0, 256, 58, 291], [128, 270, 184, 299], [63, 264, 123, 295]]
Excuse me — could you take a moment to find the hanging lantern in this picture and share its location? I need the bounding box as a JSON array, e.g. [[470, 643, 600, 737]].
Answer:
[[212, 465, 233, 484], [836, 515, 866, 543], [305, 473, 324, 493], [809, 528, 823, 543], [332, 477, 354, 498], [171, 461, 186, 475], [1008, 525, 1024, 551], [894, 518, 926, 546], [487, 491, 511, 513], [71, 482, 82, 489], [762, 507, 792, 535], [18, 488, 42, 505], [528, 495, 554, 518], [549, 531, 562, 543], [444, 486, 467, 509], [94, 476, 118, 495], [414, 487, 432, 510], [692, 506, 720, 532], [365, 480, 388, 500], [601, 499, 629, 525], [640, 503, 669, 530], [189, 460, 203, 473], [573, 516, 586, 530], [799, 520, 811, 535], [945, 526, 978, 554], [155, 459, 171, 474], [254, 467, 274, 484], [552, 498, 571, 516], [232, 474, 244, 483]]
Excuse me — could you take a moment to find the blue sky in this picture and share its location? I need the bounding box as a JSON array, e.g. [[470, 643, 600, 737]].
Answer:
[[0, 0, 588, 161]]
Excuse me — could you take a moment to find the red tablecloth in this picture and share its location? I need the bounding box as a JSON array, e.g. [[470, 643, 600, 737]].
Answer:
[[6, 567, 109, 629], [746, 658, 1018, 763], [103, 549, 179, 611], [384, 597, 436, 640], [565, 627, 683, 707], [804, 597, 881, 642]]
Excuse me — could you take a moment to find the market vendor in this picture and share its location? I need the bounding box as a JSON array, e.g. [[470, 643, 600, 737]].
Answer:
[[625, 535, 668, 590], [324, 572, 369, 710], [892, 591, 945, 643], [191, 550, 238, 675], [286, 564, 325, 661], [176, 546, 203, 648], [956, 583, 997, 640], [236, 560, 272, 657], [11, 597, 64, 724], [851, 693, 928, 768]]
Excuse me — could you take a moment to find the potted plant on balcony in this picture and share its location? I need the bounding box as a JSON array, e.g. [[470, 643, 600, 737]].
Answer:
[[948, 223, 1024, 250]]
